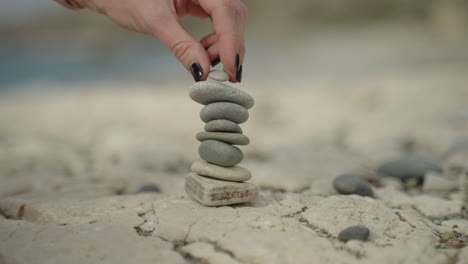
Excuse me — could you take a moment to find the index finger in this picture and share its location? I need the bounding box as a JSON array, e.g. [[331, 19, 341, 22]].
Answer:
[[198, 0, 247, 82]]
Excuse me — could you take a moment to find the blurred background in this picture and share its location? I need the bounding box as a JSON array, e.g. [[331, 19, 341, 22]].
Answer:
[[1, 0, 468, 196], [1, 0, 468, 89]]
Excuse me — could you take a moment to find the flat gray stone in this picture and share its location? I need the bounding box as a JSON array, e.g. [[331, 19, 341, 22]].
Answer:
[[196, 132, 249, 145], [333, 174, 374, 197], [200, 102, 249, 124], [136, 184, 160, 193], [191, 161, 251, 182], [190, 81, 254, 109], [377, 157, 442, 185], [185, 172, 257, 206], [198, 140, 243, 166], [208, 70, 229, 82], [338, 225, 370, 242], [204, 119, 243, 133]]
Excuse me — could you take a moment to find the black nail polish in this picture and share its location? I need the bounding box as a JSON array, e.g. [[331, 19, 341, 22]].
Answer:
[[236, 64, 243, 83], [235, 53, 240, 71], [211, 57, 220, 67], [190, 62, 203, 82]]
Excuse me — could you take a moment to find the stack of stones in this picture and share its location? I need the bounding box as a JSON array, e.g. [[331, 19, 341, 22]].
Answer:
[[185, 70, 258, 206]]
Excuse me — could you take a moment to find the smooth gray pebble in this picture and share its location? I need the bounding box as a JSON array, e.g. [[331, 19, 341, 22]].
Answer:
[[338, 225, 370, 242], [200, 102, 249, 124], [333, 174, 374, 197]]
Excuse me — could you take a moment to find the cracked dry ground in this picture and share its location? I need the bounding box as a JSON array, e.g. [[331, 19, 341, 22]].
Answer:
[[1, 73, 468, 264]]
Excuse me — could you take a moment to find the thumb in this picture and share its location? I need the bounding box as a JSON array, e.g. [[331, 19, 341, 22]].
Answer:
[[151, 16, 210, 82]]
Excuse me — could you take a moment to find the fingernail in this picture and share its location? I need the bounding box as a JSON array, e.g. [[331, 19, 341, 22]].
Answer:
[[211, 57, 220, 67], [235, 53, 240, 71], [190, 62, 203, 82], [236, 64, 243, 83]]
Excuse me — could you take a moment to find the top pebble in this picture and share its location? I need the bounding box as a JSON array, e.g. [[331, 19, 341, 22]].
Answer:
[[208, 70, 229, 82], [189, 82, 255, 109]]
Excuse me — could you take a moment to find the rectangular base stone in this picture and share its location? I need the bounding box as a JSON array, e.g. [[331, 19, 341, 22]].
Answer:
[[185, 172, 258, 207]]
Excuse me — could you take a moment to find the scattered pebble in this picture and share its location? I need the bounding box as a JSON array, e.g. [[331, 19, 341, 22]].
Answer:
[[196, 132, 250, 145], [190, 81, 255, 109], [136, 184, 161, 193], [333, 174, 374, 197], [377, 157, 442, 185], [338, 225, 370, 242], [208, 70, 229, 82], [204, 119, 243, 133], [191, 161, 251, 182], [198, 140, 243, 166], [200, 102, 249, 124]]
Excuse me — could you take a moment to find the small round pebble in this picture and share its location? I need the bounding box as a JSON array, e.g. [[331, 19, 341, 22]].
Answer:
[[190, 81, 254, 109], [338, 225, 370, 242], [196, 132, 250, 145], [377, 157, 442, 185], [200, 102, 249, 124], [333, 174, 374, 197], [136, 184, 160, 193], [191, 161, 251, 181], [208, 70, 229, 82], [204, 119, 243, 133], [198, 140, 243, 166]]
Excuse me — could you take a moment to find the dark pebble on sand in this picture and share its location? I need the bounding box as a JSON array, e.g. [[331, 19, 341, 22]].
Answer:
[[338, 225, 370, 242], [377, 157, 442, 185], [136, 184, 161, 193], [333, 174, 374, 197]]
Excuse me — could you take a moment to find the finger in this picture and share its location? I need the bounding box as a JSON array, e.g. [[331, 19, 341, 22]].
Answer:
[[150, 12, 210, 82], [200, 33, 218, 49], [206, 44, 221, 66], [199, 0, 247, 82], [186, 1, 209, 18]]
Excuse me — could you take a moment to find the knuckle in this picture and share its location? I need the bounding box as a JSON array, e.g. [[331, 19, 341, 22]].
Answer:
[[170, 40, 194, 61], [221, 0, 246, 18]]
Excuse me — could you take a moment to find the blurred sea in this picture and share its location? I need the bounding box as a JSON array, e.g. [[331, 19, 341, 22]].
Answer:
[[0, 40, 182, 90], [1, 0, 468, 91]]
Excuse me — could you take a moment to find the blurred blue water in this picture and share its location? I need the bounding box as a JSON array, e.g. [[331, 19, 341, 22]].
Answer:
[[0, 1, 190, 90], [0, 42, 185, 90]]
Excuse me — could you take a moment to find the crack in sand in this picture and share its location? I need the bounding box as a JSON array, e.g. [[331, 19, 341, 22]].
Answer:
[[298, 216, 334, 239], [281, 206, 308, 218], [134, 202, 159, 237], [5, 222, 20, 242], [183, 218, 201, 243], [32, 226, 48, 242], [134, 205, 247, 264], [395, 211, 416, 228], [296, 216, 367, 259], [195, 239, 248, 264]]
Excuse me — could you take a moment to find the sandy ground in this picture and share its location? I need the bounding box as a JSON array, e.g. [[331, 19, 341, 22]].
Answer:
[[0, 65, 468, 263]]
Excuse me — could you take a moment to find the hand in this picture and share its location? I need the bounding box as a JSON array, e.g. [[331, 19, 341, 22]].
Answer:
[[55, 0, 246, 82]]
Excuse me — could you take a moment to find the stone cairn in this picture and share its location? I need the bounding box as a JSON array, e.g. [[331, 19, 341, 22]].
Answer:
[[185, 70, 258, 206]]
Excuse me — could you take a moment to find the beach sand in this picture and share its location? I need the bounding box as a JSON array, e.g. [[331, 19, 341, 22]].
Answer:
[[1, 64, 468, 263]]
